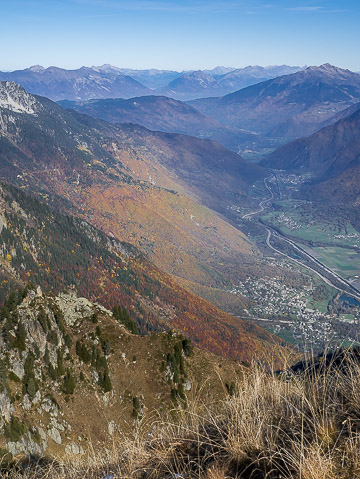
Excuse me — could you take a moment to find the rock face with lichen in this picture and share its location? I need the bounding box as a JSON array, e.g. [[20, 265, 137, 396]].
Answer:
[[0, 287, 243, 461]]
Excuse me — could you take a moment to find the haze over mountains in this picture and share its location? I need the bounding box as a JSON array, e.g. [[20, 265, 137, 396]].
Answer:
[[264, 103, 360, 177], [191, 64, 360, 141], [47, 63, 360, 156], [3, 62, 360, 251], [3, 63, 360, 221], [0, 65, 152, 101], [0, 64, 304, 101], [265, 102, 360, 209], [158, 65, 303, 100], [58, 95, 255, 151], [0, 81, 264, 215], [0, 68, 359, 369]]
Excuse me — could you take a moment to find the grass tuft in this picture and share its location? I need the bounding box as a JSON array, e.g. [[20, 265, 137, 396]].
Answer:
[[4, 349, 360, 478]]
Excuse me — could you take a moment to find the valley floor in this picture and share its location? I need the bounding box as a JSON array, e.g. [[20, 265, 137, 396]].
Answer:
[[226, 172, 360, 352]]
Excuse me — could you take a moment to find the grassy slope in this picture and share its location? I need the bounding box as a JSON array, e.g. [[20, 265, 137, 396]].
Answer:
[[4, 350, 360, 478]]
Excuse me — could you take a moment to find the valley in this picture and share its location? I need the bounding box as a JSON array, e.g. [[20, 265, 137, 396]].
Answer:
[[1, 58, 360, 472], [2, 78, 359, 356], [228, 172, 360, 351], [0, 81, 291, 365], [2, 0, 360, 472], [1, 75, 360, 357]]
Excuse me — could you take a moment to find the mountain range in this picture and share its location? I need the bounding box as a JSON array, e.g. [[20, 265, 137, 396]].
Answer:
[[0, 66, 151, 101], [56, 64, 360, 155], [191, 64, 360, 141], [92, 64, 181, 88], [158, 65, 304, 100], [0, 64, 303, 102]]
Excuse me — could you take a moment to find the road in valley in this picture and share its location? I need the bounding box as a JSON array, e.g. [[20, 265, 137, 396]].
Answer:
[[243, 175, 360, 302], [242, 176, 274, 219]]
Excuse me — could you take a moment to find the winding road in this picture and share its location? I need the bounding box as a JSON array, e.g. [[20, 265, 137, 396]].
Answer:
[[243, 175, 360, 302], [242, 176, 274, 219]]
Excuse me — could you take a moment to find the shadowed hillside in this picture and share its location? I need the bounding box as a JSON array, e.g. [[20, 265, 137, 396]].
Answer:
[[263, 104, 360, 210], [191, 64, 360, 141], [59, 96, 255, 151]]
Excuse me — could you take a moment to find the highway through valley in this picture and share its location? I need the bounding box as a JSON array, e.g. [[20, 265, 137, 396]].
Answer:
[[242, 176, 360, 302]]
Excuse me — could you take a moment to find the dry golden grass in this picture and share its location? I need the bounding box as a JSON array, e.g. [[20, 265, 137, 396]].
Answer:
[[4, 349, 360, 479]]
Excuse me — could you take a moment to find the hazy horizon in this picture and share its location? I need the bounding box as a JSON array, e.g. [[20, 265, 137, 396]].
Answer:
[[1, 0, 359, 72], [1, 63, 309, 73]]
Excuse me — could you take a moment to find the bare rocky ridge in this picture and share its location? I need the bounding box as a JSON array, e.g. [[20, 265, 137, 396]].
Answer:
[[0, 287, 245, 460], [0, 82, 39, 116]]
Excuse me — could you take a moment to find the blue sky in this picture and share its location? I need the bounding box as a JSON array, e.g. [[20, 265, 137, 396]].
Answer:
[[1, 0, 359, 71]]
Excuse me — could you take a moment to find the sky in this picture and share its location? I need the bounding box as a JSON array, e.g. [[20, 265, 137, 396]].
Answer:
[[1, 0, 359, 71]]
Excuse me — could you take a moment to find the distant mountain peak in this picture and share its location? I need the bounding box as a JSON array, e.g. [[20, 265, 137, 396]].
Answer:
[[171, 70, 218, 86], [27, 64, 45, 72], [185, 70, 212, 78], [92, 64, 122, 73], [203, 66, 235, 75], [319, 63, 338, 69], [305, 63, 356, 76], [0, 81, 38, 115]]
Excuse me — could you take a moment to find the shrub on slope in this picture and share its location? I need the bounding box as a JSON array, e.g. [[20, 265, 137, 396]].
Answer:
[[4, 349, 360, 478]]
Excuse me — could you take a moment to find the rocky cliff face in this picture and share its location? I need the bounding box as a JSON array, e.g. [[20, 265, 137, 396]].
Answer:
[[0, 82, 39, 115], [0, 287, 243, 460]]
